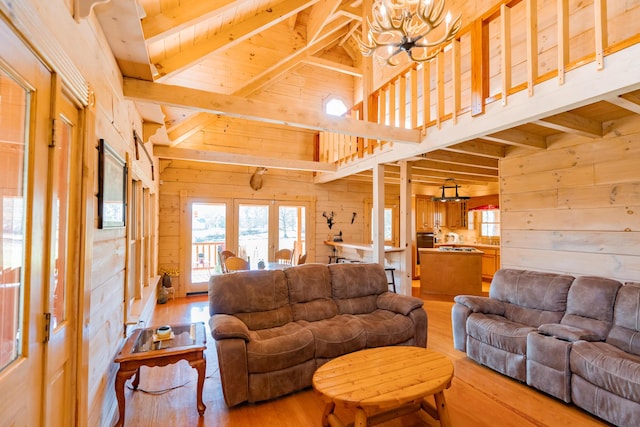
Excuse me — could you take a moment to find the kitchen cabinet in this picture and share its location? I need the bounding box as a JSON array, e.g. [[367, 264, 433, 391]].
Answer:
[[445, 201, 467, 228], [480, 247, 500, 281], [415, 195, 441, 231]]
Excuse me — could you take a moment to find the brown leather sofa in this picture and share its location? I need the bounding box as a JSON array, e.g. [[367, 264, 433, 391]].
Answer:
[[452, 268, 640, 427], [209, 262, 427, 406]]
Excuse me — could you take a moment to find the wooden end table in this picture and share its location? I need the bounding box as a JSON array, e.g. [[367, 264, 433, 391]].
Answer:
[[312, 346, 454, 427], [114, 322, 207, 427]]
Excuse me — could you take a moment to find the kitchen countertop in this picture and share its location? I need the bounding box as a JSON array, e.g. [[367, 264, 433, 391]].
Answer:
[[420, 247, 484, 254], [435, 243, 500, 250], [324, 241, 405, 253]]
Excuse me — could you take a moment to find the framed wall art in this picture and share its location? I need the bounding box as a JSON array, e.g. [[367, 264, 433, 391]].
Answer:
[[98, 138, 127, 228]]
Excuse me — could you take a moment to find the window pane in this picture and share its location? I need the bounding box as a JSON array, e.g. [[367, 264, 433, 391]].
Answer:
[[0, 69, 28, 371], [279, 206, 305, 258], [238, 204, 268, 267], [191, 203, 226, 281], [50, 118, 72, 329]]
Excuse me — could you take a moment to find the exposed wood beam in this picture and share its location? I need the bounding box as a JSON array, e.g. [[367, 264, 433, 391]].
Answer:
[[154, 0, 318, 80], [124, 78, 421, 144], [141, 0, 238, 44], [167, 112, 215, 147], [154, 146, 337, 172], [302, 56, 362, 77], [442, 140, 506, 159], [411, 159, 499, 178], [233, 16, 351, 97], [420, 150, 499, 169], [483, 129, 547, 149], [606, 93, 640, 114], [337, 5, 362, 21], [307, 0, 343, 44], [534, 111, 603, 138], [354, 167, 498, 184]]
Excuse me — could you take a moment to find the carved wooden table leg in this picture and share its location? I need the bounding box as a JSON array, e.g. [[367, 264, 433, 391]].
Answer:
[[114, 366, 137, 427], [131, 367, 141, 390], [190, 354, 207, 415]]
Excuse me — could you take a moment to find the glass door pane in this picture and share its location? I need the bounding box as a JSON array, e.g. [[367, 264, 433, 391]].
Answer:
[[0, 68, 28, 370], [191, 203, 227, 283], [237, 203, 268, 269], [278, 205, 305, 263], [49, 115, 72, 330]]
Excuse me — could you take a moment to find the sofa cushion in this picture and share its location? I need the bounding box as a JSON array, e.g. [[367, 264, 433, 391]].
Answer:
[[355, 309, 416, 347], [286, 264, 338, 321], [329, 263, 388, 314], [490, 269, 574, 327], [571, 340, 640, 403], [297, 315, 366, 358], [209, 270, 293, 330], [246, 322, 315, 373], [560, 275, 621, 340], [467, 313, 536, 355], [606, 283, 640, 356]]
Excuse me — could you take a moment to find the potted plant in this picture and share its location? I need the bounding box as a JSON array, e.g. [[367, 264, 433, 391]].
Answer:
[[158, 266, 180, 288]]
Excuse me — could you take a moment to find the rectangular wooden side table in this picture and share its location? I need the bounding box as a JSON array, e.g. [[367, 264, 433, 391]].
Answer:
[[114, 322, 207, 427]]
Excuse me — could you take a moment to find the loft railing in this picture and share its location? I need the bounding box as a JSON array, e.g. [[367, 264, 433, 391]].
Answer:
[[318, 0, 640, 165]]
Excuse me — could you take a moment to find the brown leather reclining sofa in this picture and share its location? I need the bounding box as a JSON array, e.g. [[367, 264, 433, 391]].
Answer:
[[452, 268, 640, 427], [208, 262, 427, 406]]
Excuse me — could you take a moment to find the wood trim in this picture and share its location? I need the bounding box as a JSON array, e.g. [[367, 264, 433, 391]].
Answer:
[[501, 4, 511, 105], [526, 0, 538, 97], [0, 0, 89, 104], [557, 0, 569, 85]]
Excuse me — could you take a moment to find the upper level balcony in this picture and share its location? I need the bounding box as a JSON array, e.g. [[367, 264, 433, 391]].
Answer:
[[316, 0, 640, 185]]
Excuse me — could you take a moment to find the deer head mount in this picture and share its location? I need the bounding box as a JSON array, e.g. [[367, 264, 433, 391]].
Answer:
[[249, 167, 268, 191], [323, 211, 336, 229]]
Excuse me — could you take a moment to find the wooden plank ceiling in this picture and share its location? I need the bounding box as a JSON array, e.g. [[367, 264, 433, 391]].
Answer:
[[94, 0, 640, 188]]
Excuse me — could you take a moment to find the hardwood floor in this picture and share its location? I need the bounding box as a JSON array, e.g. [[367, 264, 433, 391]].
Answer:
[[117, 291, 610, 427]]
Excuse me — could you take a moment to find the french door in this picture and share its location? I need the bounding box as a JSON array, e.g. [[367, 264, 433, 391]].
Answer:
[[235, 200, 307, 269], [184, 198, 310, 294], [0, 17, 81, 426]]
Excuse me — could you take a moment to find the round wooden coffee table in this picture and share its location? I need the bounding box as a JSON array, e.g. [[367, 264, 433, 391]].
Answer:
[[312, 346, 454, 427]]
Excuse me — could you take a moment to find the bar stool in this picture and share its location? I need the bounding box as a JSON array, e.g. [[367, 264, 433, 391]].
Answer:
[[385, 267, 396, 293]]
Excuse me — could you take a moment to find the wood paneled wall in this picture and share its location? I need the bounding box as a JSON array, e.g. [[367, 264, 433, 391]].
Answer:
[[158, 160, 382, 293], [501, 115, 640, 283]]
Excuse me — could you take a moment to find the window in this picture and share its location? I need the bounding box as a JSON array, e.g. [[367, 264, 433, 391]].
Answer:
[[364, 199, 399, 247], [0, 69, 28, 371], [479, 209, 500, 237], [325, 98, 347, 116]]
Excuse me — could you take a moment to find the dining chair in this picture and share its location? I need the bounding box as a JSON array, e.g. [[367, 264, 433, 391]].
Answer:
[[219, 250, 236, 273], [297, 253, 307, 265], [274, 248, 293, 265], [224, 256, 250, 272]]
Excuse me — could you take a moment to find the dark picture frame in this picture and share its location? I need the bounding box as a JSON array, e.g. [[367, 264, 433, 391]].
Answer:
[[98, 139, 127, 228]]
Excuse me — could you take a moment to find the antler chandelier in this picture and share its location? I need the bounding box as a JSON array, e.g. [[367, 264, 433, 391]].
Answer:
[[359, 0, 462, 66]]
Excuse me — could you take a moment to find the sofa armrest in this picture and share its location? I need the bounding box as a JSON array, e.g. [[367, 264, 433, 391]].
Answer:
[[376, 292, 424, 315], [538, 323, 601, 342], [209, 314, 251, 341], [454, 294, 505, 316]]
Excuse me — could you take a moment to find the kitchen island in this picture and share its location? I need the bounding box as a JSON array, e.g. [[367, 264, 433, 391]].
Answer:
[[419, 247, 484, 297]]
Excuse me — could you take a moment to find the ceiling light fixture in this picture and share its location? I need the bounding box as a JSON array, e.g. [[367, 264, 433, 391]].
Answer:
[[359, 0, 462, 66], [432, 178, 470, 202]]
